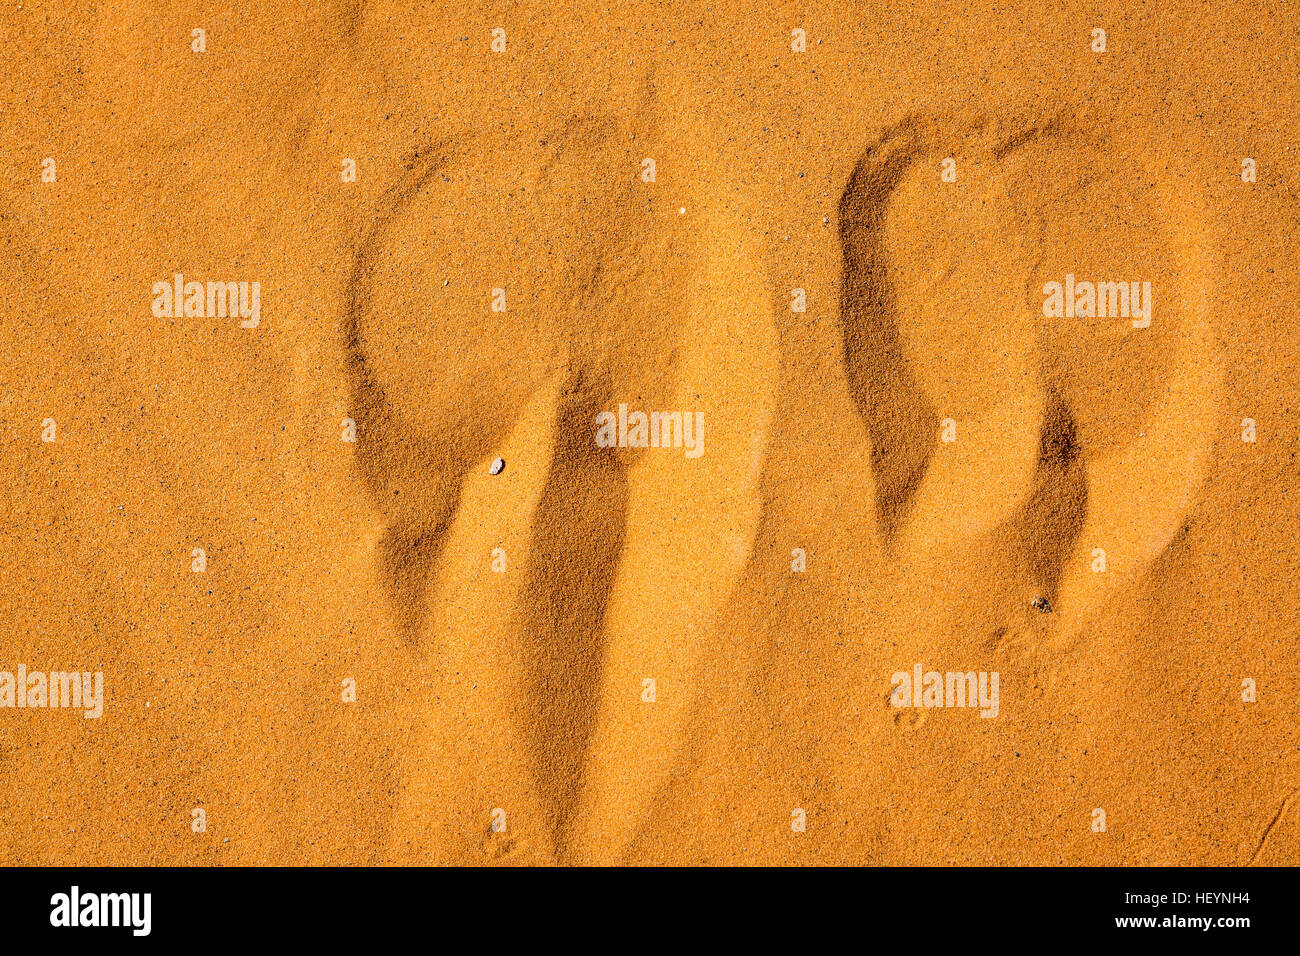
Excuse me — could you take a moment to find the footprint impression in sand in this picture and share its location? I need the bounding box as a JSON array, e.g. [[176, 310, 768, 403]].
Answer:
[[838, 114, 1220, 652], [347, 116, 778, 863]]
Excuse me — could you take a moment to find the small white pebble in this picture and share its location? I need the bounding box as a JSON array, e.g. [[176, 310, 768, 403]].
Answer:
[[489, 458, 505, 475]]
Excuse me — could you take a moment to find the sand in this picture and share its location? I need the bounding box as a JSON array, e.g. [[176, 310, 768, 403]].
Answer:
[[1, 0, 1298, 866]]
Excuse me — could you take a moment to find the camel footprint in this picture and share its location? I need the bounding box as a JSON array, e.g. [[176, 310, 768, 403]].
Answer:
[[838, 114, 1221, 647], [354, 112, 778, 862]]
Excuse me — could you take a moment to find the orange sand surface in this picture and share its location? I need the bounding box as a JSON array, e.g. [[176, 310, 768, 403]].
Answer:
[[2, 0, 1299, 865]]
